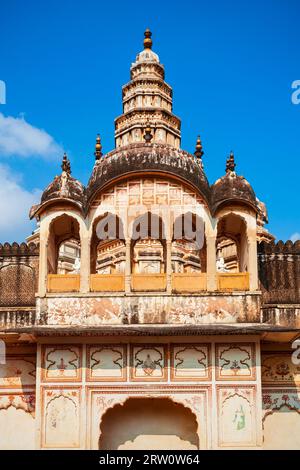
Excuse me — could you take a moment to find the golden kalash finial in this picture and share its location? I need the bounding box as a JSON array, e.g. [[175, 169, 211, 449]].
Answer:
[[144, 28, 153, 49], [94, 133, 103, 160], [144, 122, 153, 143], [226, 151, 236, 173], [61, 152, 71, 174], [194, 135, 204, 159]]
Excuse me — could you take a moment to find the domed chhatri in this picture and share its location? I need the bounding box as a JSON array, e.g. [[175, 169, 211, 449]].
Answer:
[[29, 152, 85, 219], [211, 151, 257, 214]]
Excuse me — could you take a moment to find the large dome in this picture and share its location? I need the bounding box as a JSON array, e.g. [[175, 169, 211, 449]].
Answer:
[[86, 142, 210, 209]]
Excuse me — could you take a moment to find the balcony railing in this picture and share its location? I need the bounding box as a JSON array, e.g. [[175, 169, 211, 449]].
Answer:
[[131, 273, 167, 292], [47, 274, 80, 293], [90, 274, 125, 292], [172, 273, 207, 293], [217, 272, 249, 291]]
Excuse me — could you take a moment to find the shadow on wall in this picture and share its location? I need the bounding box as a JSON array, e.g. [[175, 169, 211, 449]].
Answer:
[[99, 397, 199, 450]]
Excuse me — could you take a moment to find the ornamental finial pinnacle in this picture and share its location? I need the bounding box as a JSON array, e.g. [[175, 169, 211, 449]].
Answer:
[[61, 152, 71, 174], [94, 133, 103, 160], [144, 28, 152, 49], [194, 135, 204, 159], [226, 150, 236, 173]]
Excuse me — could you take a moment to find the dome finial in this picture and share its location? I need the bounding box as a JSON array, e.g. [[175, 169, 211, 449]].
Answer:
[[194, 135, 204, 159], [61, 152, 71, 174], [144, 28, 153, 49], [94, 133, 103, 160], [226, 150, 236, 173]]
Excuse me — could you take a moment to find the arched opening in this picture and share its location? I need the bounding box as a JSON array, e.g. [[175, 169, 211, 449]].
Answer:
[[47, 214, 81, 292], [90, 213, 125, 292], [171, 212, 207, 292], [263, 407, 300, 449], [131, 213, 166, 291], [99, 397, 199, 450], [216, 213, 249, 290]]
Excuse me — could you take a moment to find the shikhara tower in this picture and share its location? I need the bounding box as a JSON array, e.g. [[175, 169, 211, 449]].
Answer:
[[0, 30, 299, 450], [114, 29, 181, 149]]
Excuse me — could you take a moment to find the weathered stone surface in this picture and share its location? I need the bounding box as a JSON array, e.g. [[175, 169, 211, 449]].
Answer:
[[34, 293, 261, 327]]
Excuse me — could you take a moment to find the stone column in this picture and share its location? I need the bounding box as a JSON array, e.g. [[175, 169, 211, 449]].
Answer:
[[38, 231, 48, 297], [206, 234, 217, 291], [248, 236, 258, 291], [80, 235, 90, 293], [125, 239, 131, 293], [166, 239, 172, 294]]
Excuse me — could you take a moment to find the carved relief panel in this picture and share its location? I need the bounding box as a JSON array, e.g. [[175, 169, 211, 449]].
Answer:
[[87, 345, 127, 382], [170, 344, 211, 381], [130, 345, 167, 381], [216, 343, 256, 380], [42, 345, 82, 382]]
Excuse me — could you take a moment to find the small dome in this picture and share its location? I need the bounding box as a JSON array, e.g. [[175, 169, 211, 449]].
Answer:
[[29, 153, 85, 219], [211, 171, 257, 213], [40, 173, 85, 205], [135, 48, 160, 63]]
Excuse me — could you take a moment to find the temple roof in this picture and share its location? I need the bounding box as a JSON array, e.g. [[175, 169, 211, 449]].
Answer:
[[29, 153, 86, 219], [86, 142, 211, 208], [211, 152, 257, 214]]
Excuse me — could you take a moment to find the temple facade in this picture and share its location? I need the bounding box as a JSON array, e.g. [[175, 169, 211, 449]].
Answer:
[[0, 30, 300, 450]]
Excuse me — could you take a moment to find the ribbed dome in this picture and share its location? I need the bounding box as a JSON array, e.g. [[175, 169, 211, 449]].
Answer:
[[211, 171, 257, 214], [29, 154, 86, 219], [40, 173, 85, 205], [86, 142, 210, 209]]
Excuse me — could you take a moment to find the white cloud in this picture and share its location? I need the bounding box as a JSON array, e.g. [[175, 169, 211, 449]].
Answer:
[[0, 112, 63, 159], [290, 232, 300, 243], [0, 164, 41, 242]]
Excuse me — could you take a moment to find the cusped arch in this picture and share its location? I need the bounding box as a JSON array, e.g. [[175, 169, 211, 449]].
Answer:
[[98, 396, 200, 450]]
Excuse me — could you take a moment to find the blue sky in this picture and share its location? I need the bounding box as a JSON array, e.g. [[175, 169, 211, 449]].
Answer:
[[0, 0, 299, 242]]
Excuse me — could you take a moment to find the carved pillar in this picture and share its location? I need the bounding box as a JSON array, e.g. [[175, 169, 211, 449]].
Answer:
[[206, 234, 217, 291], [166, 239, 172, 293], [38, 227, 48, 296], [80, 235, 90, 293], [125, 239, 131, 293], [248, 236, 258, 291]]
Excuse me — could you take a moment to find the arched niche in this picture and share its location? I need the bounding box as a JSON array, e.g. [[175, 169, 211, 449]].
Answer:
[[131, 212, 166, 275], [90, 213, 125, 274], [216, 213, 248, 273], [172, 212, 206, 273], [47, 214, 81, 275], [98, 397, 199, 450]]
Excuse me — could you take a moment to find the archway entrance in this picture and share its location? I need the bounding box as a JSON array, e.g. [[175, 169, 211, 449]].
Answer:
[[99, 397, 199, 450]]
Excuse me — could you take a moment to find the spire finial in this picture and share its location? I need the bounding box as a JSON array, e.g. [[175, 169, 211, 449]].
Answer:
[[194, 135, 204, 159], [226, 150, 236, 173], [94, 133, 103, 160], [144, 122, 153, 143], [61, 152, 71, 174], [144, 28, 153, 49]]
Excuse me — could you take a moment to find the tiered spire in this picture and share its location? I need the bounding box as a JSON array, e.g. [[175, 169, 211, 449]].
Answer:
[[114, 29, 181, 149], [226, 151, 236, 173]]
